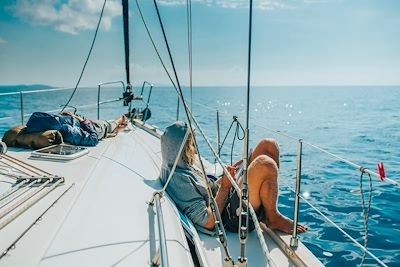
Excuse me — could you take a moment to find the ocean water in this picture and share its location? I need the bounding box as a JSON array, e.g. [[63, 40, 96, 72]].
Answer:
[[1, 85, 399, 266]]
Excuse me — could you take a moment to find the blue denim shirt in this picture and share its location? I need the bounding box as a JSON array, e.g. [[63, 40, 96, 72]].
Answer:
[[26, 112, 99, 146], [160, 121, 211, 227]]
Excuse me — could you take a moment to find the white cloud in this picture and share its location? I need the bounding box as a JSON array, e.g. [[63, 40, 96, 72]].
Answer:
[[0, 37, 6, 44], [9, 0, 322, 35], [156, 0, 313, 10], [10, 0, 121, 35]]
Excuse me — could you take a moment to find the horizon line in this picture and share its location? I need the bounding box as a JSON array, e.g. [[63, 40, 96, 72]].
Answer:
[[1, 84, 400, 89]]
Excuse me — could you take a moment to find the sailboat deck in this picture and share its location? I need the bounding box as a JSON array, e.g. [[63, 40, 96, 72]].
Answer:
[[0, 122, 323, 266]]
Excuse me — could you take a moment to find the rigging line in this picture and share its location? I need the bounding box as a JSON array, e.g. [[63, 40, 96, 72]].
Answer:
[[253, 123, 299, 142], [2, 154, 52, 176], [0, 183, 74, 260], [0, 157, 38, 176], [60, 0, 107, 112], [152, 1, 234, 263], [186, 0, 193, 114], [0, 179, 29, 202], [281, 177, 384, 267], [190, 114, 275, 265], [177, 102, 399, 188], [157, 131, 190, 193], [359, 171, 373, 267], [238, 0, 254, 263], [134, 0, 177, 89], [0, 180, 37, 210], [303, 140, 399, 187], [218, 118, 236, 155], [0, 179, 63, 231], [152, 0, 184, 97], [298, 194, 387, 267], [216, 116, 245, 165], [253, 123, 399, 188], [230, 120, 245, 165]]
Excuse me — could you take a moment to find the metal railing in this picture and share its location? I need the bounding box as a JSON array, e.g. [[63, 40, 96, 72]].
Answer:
[[139, 81, 154, 121], [0, 84, 127, 126], [0, 87, 74, 125], [97, 81, 125, 119], [151, 193, 169, 267], [187, 99, 396, 266]]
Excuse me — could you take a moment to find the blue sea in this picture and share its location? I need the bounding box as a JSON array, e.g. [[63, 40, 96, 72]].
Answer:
[[1, 85, 399, 266]]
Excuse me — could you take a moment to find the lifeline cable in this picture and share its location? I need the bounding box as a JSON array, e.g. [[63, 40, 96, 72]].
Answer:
[[61, 0, 107, 112]]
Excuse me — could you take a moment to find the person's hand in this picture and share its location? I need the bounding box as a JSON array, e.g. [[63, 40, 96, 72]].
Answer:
[[220, 165, 238, 190], [60, 111, 73, 116], [60, 111, 83, 122], [233, 159, 243, 168]]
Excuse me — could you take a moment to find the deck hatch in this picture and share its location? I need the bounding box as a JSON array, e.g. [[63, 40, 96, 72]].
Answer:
[[30, 144, 89, 161]]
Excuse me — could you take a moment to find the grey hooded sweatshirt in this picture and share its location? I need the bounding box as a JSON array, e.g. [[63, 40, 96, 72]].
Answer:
[[160, 121, 212, 227]]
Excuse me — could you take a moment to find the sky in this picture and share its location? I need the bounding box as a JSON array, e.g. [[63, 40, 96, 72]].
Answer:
[[0, 0, 399, 87]]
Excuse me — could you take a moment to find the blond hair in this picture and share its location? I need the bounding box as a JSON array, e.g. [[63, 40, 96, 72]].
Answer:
[[182, 132, 195, 166]]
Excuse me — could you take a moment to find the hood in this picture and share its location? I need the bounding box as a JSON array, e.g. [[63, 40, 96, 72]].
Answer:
[[161, 121, 191, 169], [26, 112, 78, 133], [26, 112, 62, 133]]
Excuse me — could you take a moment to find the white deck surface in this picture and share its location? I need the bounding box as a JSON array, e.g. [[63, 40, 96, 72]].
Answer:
[[0, 122, 323, 267], [0, 125, 192, 267]]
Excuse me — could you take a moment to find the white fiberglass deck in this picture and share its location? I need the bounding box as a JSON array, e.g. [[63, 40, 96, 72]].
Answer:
[[0, 122, 323, 266], [0, 125, 192, 267]]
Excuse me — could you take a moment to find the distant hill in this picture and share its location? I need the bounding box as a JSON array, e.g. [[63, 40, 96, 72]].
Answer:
[[0, 84, 56, 92]]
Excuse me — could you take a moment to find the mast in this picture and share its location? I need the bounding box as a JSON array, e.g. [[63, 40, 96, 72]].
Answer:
[[122, 0, 133, 107], [122, 0, 131, 87]]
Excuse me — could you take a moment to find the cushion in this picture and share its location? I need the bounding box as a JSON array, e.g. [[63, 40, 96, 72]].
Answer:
[[2, 126, 63, 149]]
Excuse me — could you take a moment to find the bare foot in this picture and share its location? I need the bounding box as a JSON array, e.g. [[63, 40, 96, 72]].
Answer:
[[115, 115, 127, 126], [266, 214, 308, 234], [113, 115, 128, 133]]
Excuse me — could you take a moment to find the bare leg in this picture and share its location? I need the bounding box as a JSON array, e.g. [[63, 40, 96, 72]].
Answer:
[[244, 139, 307, 233], [249, 138, 280, 168], [113, 115, 128, 133]]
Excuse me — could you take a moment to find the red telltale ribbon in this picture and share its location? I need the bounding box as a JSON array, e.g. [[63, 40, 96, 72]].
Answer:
[[377, 162, 385, 181]]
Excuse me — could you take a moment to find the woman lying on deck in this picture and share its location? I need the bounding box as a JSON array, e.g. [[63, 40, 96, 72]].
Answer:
[[160, 121, 307, 234], [26, 111, 128, 146]]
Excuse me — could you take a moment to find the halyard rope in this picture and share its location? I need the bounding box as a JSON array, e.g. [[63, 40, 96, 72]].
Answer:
[[61, 0, 107, 112]]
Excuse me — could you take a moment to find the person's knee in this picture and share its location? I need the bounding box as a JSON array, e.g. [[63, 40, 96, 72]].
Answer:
[[258, 138, 279, 153], [252, 155, 278, 178]]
